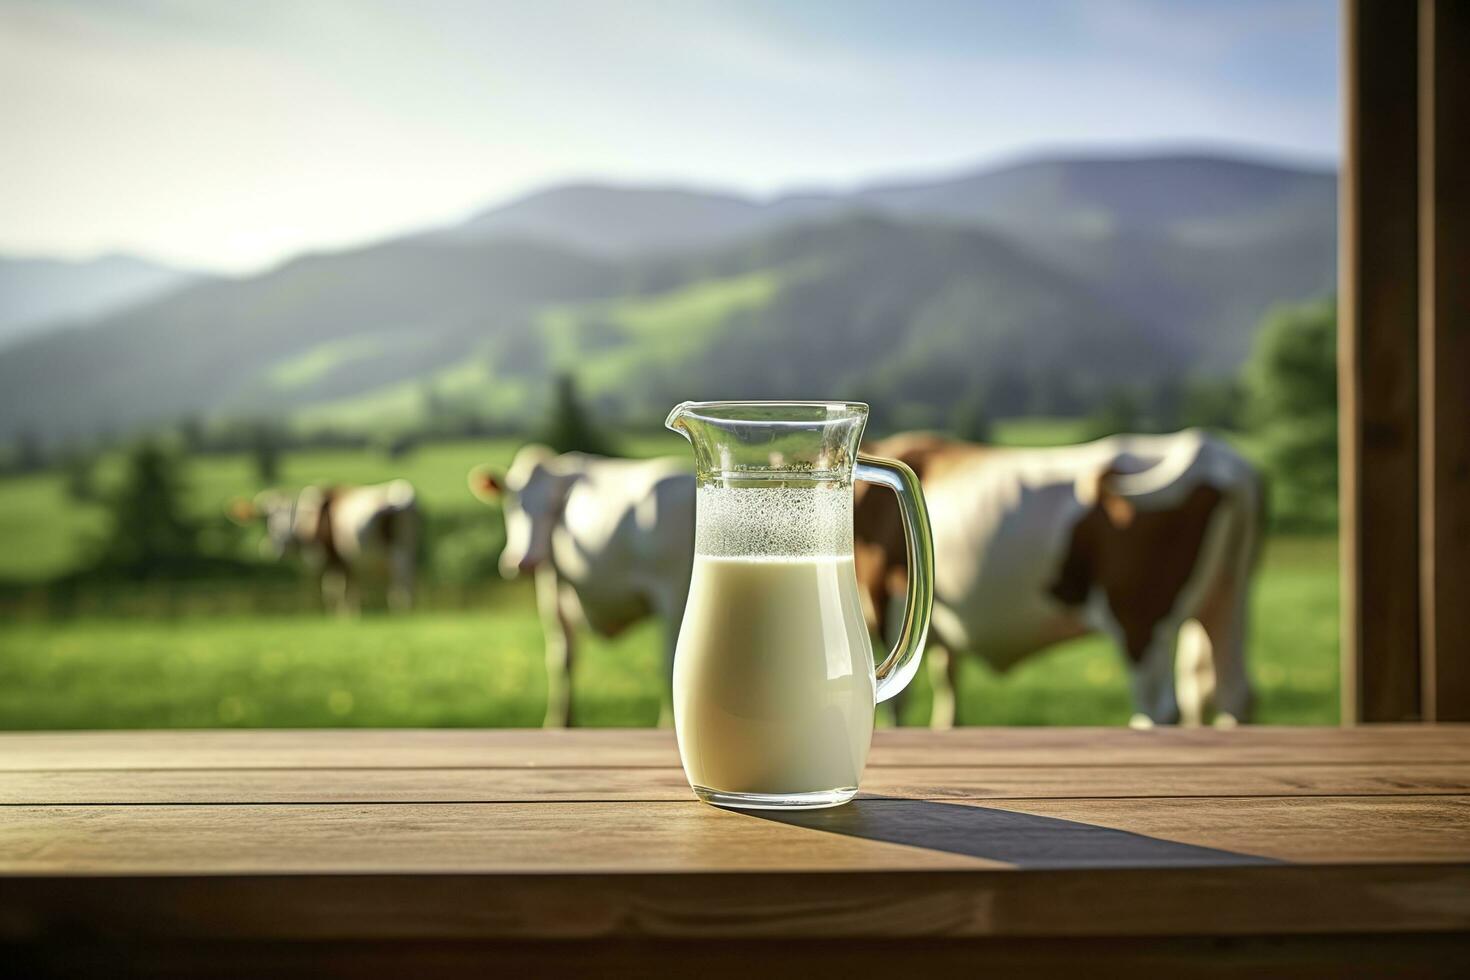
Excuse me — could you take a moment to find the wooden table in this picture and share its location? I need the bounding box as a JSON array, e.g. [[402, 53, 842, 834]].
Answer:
[[3, 726, 1470, 977]]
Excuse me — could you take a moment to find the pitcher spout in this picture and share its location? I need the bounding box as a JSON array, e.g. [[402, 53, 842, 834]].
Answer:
[[662, 400, 869, 484], [665, 401, 697, 442]]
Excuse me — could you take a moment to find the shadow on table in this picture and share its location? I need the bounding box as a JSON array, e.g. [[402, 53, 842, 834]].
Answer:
[[746, 797, 1280, 868]]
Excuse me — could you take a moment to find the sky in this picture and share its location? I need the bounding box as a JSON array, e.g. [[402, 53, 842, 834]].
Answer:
[[1, 0, 1340, 274]]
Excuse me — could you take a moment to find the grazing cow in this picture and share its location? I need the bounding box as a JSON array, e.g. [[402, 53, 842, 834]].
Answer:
[[469, 446, 695, 728], [233, 480, 419, 615], [854, 430, 1263, 728]]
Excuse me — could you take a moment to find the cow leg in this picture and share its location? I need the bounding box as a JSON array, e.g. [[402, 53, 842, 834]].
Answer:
[[878, 694, 902, 729], [1211, 608, 1253, 726], [879, 678, 903, 728], [1198, 574, 1254, 726], [655, 571, 691, 729], [321, 568, 349, 617], [387, 543, 415, 613], [1174, 619, 1214, 727], [558, 582, 581, 728], [1084, 591, 1175, 727], [1169, 489, 1256, 727], [652, 602, 678, 729], [656, 626, 676, 729], [536, 566, 575, 728], [1128, 623, 1181, 728], [927, 642, 958, 730], [343, 574, 362, 618]]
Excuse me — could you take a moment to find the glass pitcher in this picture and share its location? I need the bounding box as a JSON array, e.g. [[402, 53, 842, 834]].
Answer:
[[665, 401, 934, 809]]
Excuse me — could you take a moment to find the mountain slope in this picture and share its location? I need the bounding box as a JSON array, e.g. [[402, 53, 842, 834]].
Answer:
[[855, 154, 1337, 369], [0, 239, 619, 442], [0, 253, 207, 347], [444, 153, 1336, 370], [544, 214, 1178, 426]]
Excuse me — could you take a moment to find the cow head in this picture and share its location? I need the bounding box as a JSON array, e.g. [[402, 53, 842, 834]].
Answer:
[[227, 488, 319, 560], [469, 445, 571, 578]]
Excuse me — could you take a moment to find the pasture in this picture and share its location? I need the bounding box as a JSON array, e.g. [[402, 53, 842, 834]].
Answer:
[[0, 426, 1338, 729], [0, 549, 1338, 730]]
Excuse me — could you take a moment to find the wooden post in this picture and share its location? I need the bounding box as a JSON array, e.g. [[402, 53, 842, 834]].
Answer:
[[1340, 0, 1422, 723], [1419, 0, 1470, 721]]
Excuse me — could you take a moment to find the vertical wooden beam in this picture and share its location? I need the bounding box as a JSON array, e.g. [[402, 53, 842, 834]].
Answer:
[[1340, 0, 1422, 723], [1419, 0, 1470, 721]]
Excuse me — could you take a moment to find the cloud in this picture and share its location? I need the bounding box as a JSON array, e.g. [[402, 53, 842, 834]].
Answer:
[[0, 0, 1339, 271]]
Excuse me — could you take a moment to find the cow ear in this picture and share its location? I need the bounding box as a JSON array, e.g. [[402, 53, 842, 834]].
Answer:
[[226, 497, 257, 525], [468, 465, 503, 503]]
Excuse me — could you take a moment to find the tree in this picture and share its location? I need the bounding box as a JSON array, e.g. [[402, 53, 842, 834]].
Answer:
[[249, 423, 282, 486], [537, 373, 614, 455], [1245, 297, 1338, 529], [95, 440, 201, 575]]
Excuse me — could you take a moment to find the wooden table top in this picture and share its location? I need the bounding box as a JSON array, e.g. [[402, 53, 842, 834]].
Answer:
[[3, 726, 1470, 951]]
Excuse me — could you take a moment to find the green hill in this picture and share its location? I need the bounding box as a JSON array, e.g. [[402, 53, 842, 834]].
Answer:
[[0, 239, 618, 442], [0, 151, 1333, 444], [570, 215, 1175, 425]]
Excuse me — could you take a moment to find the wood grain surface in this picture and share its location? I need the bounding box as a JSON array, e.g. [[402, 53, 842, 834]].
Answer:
[[7, 762, 1468, 804], [6, 725, 1469, 770], [2, 727, 1468, 975]]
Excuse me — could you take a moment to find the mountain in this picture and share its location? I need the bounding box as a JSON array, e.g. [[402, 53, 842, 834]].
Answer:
[[0, 150, 1336, 444], [0, 253, 207, 347], [855, 152, 1336, 243], [0, 239, 618, 442], [0, 214, 1170, 442], [854, 154, 1338, 369], [449, 154, 1336, 256], [446, 152, 1336, 371], [443, 185, 771, 257]]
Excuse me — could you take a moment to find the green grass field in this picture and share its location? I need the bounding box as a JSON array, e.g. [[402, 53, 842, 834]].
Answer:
[[0, 429, 1339, 730], [0, 535, 1338, 730]]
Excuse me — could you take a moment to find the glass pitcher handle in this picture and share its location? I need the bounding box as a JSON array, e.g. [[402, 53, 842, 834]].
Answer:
[[854, 453, 935, 703]]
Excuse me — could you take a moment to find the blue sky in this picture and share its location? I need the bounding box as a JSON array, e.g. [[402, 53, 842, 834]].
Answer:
[[0, 0, 1339, 272]]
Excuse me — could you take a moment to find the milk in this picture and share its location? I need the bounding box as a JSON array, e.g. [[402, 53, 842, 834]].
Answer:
[[673, 553, 876, 798]]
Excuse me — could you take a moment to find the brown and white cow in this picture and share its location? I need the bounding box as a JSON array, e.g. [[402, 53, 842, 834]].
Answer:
[[234, 480, 419, 615], [855, 430, 1263, 728]]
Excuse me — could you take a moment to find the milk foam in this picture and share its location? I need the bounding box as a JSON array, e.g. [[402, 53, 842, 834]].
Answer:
[[694, 484, 853, 558]]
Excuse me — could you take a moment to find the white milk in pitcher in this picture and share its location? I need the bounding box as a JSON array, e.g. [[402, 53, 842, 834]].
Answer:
[[673, 485, 877, 798]]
